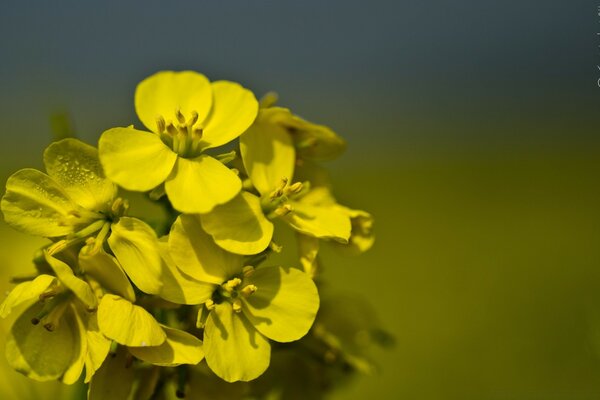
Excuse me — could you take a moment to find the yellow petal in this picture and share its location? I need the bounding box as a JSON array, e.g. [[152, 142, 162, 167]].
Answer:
[[286, 114, 346, 161], [200, 80, 258, 150], [134, 70, 212, 133], [1, 168, 89, 237], [88, 346, 135, 400], [200, 191, 274, 255], [84, 313, 111, 383], [43, 138, 117, 212], [129, 325, 204, 366], [61, 304, 88, 384], [168, 215, 243, 283], [157, 238, 215, 305], [0, 274, 56, 318], [242, 266, 319, 342], [204, 303, 270, 382], [98, 127, 177, 191], [240, 108, 295, 195], [332, 206, 375, 255], [283, 201, 351, 242], [79, 247, 136, 302], [97, 294, 165, 347], [45, 252, 98, 311], [165, 155, 241, 214], [6, 304, 81, 382], [108, 217, 165, 295]]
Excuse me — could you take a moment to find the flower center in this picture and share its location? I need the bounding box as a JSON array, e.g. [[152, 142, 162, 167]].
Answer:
[[207, 267, 258, 314], [260, 178, 306, 218], [155, 108, 204, 158]]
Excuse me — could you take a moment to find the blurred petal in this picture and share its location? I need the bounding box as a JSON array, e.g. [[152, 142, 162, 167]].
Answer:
[[97, 294, 165, 347], [135, 70, 212, 133], [79, 247, 136, 302], [129, 325, 204, 366], [45, 252, 97, 311], [286, 114, 346, 161], [240, 108, 295, 195], [165, 155, 241, 214], [43, 138, 117, 212], [333, 206, 375, 255], [204, 303, 270, 382], [108, 217, 165, 295], [243, 266, 319, 342], [98, 127, 177, 191], [297, 233, 320, 278], [200, 81, 258, 150], [1, 168, 88, 237], [6, 304, 80, 381], [283, 201, 351, 242], [88, 346, 135, 400], [0, 274, 56, 318], [168, 215, 243, 283], [201, 191, 273, 255]]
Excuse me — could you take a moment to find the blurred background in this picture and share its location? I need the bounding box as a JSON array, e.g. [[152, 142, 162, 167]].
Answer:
[[1, 0, 600, 398]]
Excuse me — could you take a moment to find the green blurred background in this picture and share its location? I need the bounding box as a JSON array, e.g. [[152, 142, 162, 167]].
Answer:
[[1, 1, 600, 398]]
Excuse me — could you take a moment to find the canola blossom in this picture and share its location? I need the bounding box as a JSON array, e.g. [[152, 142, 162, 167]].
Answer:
[[0, 70, 382, 399]]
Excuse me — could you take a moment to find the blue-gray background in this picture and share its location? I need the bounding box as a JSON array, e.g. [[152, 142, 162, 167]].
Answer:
[[1, 1, 600, 399]]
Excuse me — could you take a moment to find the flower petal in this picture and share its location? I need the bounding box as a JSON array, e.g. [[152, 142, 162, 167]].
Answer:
[[135, 70, 212, 133], [1, 168, 89, 237], [332, 206, 375, 255], [157, 238, 215, 305], [129, 325, 204, 366], [204, 303, 270, 382], [88, 346, 135, 400], [168, 215, 243, 283], [43, 138, 117, 212], [165, 155, 241, 214], [79, 247, 136, 302], [297, 233, 320, 278], [200, 80, 258, 150], [84, 313, 111, 383], [97, 294, 165, 347], [98, 127, 177, 191], [61, 304, 88, 384], [200, 191, 273, 255], [283, 201, 351, 242], [6, 304, 80, 381], [108, 217, 165, 295], [240, 108, 295, 195], [0, 274, 56, 318], [242, 266, 319, 342], [45, 252, 98, 311]]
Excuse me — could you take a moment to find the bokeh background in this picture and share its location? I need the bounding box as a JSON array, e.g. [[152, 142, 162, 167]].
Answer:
[[1, 1, 600, 399]]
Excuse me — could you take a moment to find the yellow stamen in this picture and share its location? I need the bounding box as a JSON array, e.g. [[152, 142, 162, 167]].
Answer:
[[222, 278, 242, 293], [232, 299, 242, 313], [156, 116, 166, 133], [240, 284, 257, 298], [175, 108, 186, 124], [274, 203, 294, 217]]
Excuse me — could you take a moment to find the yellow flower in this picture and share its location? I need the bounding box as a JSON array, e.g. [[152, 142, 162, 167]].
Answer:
[[166, 217, 320, 382], [198, 107, 352, 255], [98, 71, 258, 214], [1, 138, 179, 297], [0, 253, 109, 384]]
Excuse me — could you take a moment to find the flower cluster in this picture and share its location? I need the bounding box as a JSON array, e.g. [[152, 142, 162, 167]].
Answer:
[[0, 71, 378, 398]]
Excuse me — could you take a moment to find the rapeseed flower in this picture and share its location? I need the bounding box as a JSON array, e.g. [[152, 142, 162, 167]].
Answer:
[[99, 71, 258, 214]]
